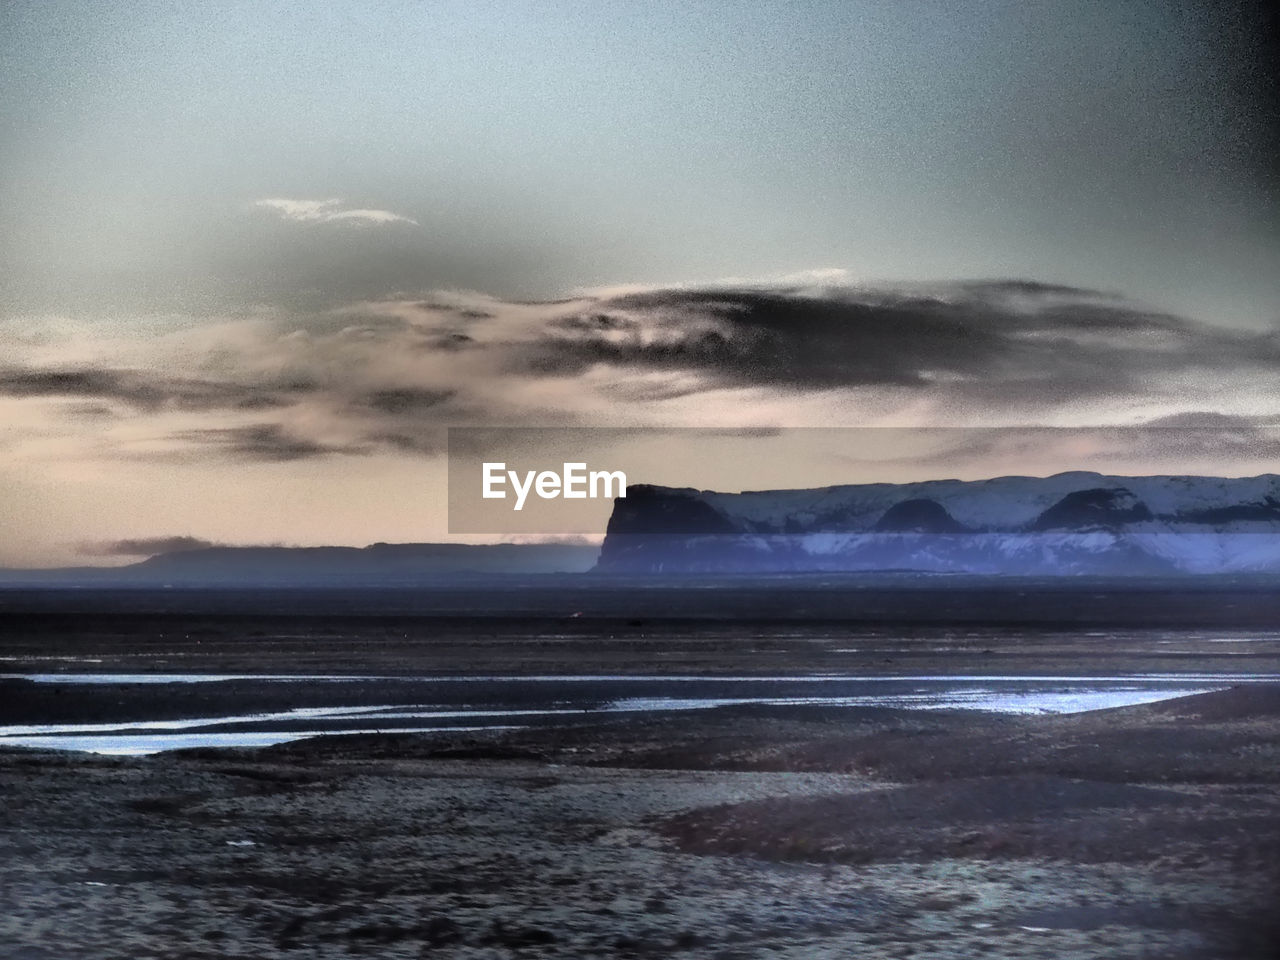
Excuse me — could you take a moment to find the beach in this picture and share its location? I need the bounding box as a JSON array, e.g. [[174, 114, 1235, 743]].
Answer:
[[2, 615, 1279, 958]]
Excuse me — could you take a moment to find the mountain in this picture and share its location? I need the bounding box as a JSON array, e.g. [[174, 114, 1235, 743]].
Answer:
[[596, 472, 1280, 575], [0, 542, 600, 586]]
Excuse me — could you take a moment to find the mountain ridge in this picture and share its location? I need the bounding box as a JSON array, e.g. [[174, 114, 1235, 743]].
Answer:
[[597, 472, 1280, 575]]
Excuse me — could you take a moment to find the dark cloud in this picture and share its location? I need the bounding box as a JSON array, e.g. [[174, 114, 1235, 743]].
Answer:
[[362, 431, 445, 455], [81, 536, 223, 557], [843, 419, 1280, 475], [174, 424, 369, 462], [5, 280, 1276, 470], [956, 279, 1118, 298], [1105, 414, 1280, 463], [0, 367, 308, 412], [64, 403, 119, 420], [550, 313, 643, 333], [11, 282, 1271, 431], [519, 284, 1280, 405], [425, 332, 476, 351], [525, 292, 979, 387], [358, 388, 454, 415]]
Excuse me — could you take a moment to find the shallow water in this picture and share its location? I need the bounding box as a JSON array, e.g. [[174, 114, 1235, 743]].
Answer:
[[1, 726, 523, 756], [7, 671, 1279, 684], [0, 673, 1245, 754]]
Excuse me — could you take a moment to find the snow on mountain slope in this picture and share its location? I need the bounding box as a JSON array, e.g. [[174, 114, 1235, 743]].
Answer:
[[697, 472, 1280, 532], [598, 473, 1280, 574]]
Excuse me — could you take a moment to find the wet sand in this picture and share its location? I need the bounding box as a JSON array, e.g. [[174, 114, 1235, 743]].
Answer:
[[4, 611, 1280, 679], [2, 615, 1279, 958], [2, 690, 1279, 957]]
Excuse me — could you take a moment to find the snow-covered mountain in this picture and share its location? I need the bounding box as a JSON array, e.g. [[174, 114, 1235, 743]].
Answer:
[[596, 472, 1280, 575]]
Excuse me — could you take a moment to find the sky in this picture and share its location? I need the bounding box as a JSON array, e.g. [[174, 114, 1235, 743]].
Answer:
[[1, 0, 1277, 565]]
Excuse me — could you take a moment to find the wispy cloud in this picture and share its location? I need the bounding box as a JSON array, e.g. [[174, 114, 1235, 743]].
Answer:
[[0, 366, 308, 411], [173, 424, 371, 462], [252, 198, 418, 226], [3, 280, 1278, 468]]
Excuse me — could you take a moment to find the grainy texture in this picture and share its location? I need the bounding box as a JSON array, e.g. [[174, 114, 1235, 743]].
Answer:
[[3, 685, 1279, 958], [3, 617, 1278, 958]]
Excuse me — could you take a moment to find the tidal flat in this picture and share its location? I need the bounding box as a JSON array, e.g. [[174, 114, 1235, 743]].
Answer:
[[2, 613, 1279, 958]]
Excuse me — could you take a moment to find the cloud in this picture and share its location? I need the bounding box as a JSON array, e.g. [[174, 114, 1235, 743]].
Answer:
[[3, 278, 1277, 469], [1103, 413, 1280, 463], [832, 420, 1280, 477], [358, 388, 455, 414], [0, 366, 308, 411], [172, 424, 372, 462], [519, 281, 1280, 406], [80, 536, 223, 557], [253, 198, 418, 226], [575, 266, 857, 299]]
